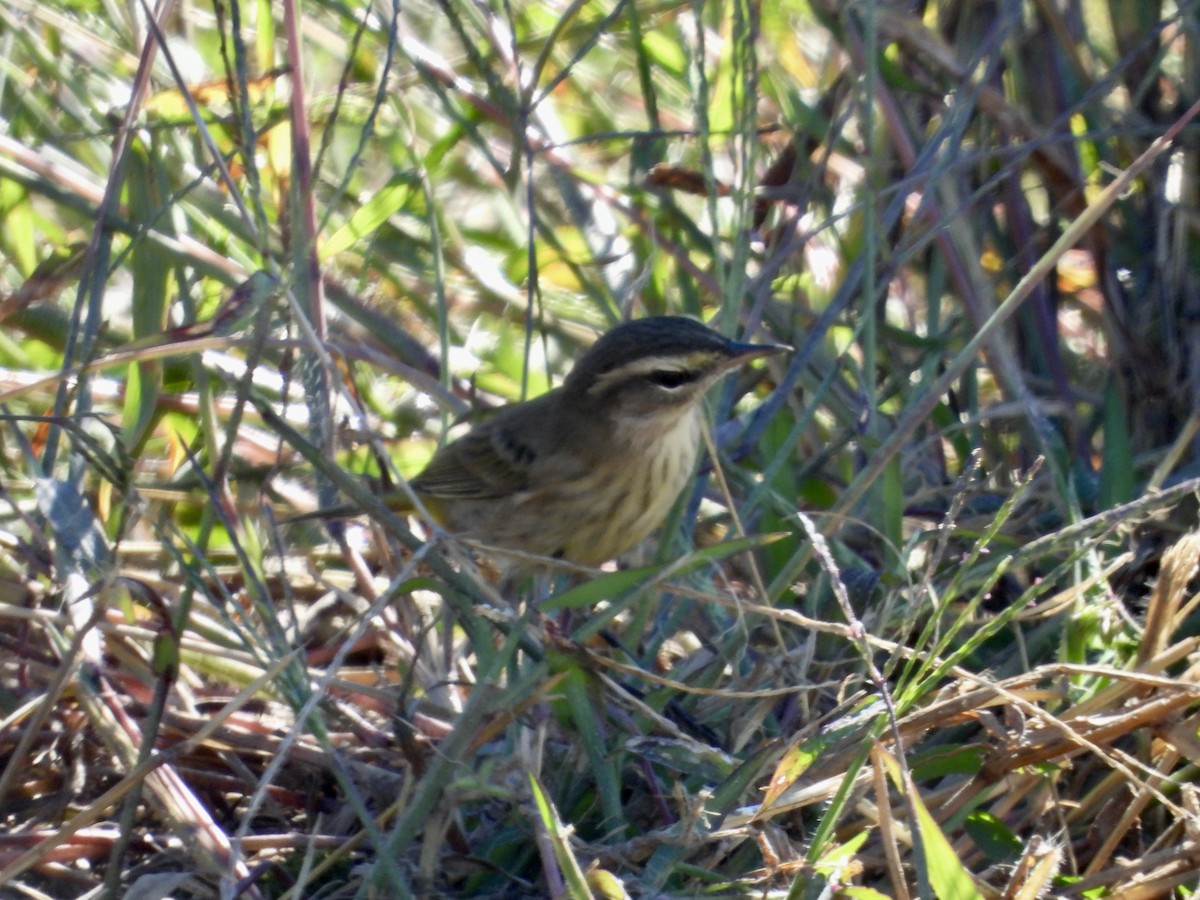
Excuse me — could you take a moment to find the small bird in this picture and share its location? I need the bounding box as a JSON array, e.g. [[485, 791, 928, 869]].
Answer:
[[404, 316, 788, 567]]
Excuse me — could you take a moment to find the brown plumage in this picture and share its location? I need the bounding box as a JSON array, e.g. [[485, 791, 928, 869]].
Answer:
[[408, 316, 787, 566]]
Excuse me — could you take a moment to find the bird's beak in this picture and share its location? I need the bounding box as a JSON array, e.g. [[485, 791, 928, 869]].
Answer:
[[722, 339, 791, 369]]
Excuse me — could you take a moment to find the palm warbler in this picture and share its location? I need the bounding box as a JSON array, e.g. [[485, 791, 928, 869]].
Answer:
[[401, 316, 788, 567]]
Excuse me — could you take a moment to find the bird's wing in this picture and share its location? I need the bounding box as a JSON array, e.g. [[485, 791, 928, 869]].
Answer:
[[409, 396, 555, 499]]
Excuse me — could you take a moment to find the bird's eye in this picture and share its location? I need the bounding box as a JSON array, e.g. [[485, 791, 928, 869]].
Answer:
[[648, 369, 693, 389]]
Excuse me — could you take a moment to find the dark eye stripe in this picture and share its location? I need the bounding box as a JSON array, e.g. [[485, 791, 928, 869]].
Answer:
[[648, 370, 695, 389]]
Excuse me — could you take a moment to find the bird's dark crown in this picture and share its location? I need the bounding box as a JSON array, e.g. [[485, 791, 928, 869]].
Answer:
[[563, 316, 777, 408]]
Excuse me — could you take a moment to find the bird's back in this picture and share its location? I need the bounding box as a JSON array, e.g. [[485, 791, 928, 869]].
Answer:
[[411, 392, 701, 566]]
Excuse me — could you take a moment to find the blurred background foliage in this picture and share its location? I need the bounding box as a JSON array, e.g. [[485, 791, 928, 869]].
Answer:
[[2, 0, 1200, 896]]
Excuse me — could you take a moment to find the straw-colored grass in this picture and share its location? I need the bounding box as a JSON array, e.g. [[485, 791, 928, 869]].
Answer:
[[2, 0, 1200, 897]]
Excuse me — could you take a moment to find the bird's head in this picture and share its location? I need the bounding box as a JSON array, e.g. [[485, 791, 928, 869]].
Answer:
[[563, 316, 789, 422]]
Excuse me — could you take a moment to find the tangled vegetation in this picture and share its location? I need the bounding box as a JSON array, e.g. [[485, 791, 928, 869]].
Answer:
[[2, 0, 1200, 897]]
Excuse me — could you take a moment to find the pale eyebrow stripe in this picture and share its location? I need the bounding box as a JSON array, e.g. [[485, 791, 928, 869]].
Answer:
[[586, 355, 702, 396]]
